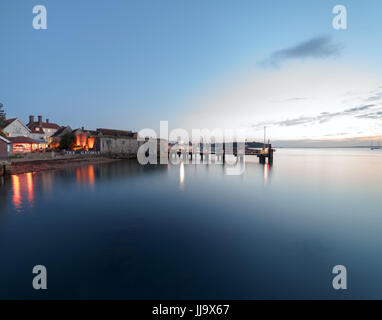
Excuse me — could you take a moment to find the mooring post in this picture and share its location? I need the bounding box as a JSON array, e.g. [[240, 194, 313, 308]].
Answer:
[[268, 141, 273, 165], [1, 164, 8, 177]]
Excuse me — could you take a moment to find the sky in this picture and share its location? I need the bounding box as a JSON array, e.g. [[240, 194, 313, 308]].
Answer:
[[1, 0, 382, 146]]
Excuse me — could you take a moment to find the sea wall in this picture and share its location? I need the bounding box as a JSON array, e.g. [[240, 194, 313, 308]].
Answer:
[[0, 160, 10, 177], [99, 137, 144, 158]]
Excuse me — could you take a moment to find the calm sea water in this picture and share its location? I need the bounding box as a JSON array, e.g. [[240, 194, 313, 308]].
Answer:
[[0, 148, 382, 299]]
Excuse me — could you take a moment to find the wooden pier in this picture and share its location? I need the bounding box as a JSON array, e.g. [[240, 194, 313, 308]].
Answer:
[[170, 143, 275, 164]]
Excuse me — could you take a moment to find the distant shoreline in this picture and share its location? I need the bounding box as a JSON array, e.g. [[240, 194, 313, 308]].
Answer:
[[275, 146, 378, 149]]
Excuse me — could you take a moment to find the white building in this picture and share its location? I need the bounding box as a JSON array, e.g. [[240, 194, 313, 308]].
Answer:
[[0, 118, 31, 138], [26, 115, 60, 142]]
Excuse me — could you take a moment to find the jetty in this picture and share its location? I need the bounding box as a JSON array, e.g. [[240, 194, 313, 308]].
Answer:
[[171, 142, 275, 164]]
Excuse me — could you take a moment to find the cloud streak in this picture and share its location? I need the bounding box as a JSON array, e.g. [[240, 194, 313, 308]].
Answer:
[[251, 104, 377, 129], [365, 91, 382, 102], [356, 111, 382, 119], [260, 35, 343, 67]]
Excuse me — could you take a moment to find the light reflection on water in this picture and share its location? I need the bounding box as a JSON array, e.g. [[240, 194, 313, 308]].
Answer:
[[179, 162, 185, 189], [0, 148, 382, 299], [11, 175, 21, 211], [264, 163, 270, 184], [11, 173, 34, 213], [76, 165, 95, 189]]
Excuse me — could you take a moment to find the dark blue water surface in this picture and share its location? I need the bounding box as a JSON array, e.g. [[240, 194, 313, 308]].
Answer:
[[1, 148, 382, 299]]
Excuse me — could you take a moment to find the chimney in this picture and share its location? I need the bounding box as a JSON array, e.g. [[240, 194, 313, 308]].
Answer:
[[29, 115, 34, 124], [46, 119, 49, 124], [38, 115, 42, 126]]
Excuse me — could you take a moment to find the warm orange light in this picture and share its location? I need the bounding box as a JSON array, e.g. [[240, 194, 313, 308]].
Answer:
[[26, 172, 34, 205], [76, 165, 95, 188], [13, 143, 32, 154], [87, 137, 95, 149], [80, 133, 87, 148], [75, 133, 92, 149], [50, 141, 59, 149], [76, 134, 81, 147], [12, 175, 21, 211], [88, 165, 95, 188], [76, 167, 82, 186]]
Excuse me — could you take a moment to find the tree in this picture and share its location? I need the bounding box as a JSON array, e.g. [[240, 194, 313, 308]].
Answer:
[[0, 103, 6, 128], [59, 133, 75, 150]]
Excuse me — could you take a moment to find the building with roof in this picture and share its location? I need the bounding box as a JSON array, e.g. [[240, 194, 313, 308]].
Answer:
[[0, 118, 31, 138], [72, 128, 98, 151], [0, 135, 11, 158], [96, 128, 137, 138], [49, 126, 73, 149], [8, 137, 48, 154], [27, 115, 61, 142]]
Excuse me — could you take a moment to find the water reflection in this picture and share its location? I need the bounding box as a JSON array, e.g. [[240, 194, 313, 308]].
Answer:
[[3, 161, 169, 215], [264, 163, 271, 184], [76, 165, 95, 189], [40, 171, 53, 193], [26, 173, 34, 204], [11, 173, 35, 213], [1, 151, 382, 299], [179, 162, 185, 190], [12, 175, 21, 211]]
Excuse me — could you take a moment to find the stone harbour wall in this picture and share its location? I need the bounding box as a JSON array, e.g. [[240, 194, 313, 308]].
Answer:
[[99, 137, 144, 158]]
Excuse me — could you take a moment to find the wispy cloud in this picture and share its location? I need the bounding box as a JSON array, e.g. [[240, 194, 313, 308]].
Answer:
[[260, 35, 343, 67], [356, 111, 382, 119], [344, 105, 374, 113], [365, 91, 382, 102], [251, 104, 376, 129]]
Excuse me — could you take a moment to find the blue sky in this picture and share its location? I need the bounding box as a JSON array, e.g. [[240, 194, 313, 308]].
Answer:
[[1, 0, 381, 144]]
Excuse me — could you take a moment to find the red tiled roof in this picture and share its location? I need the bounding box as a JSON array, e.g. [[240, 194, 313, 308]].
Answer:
[[28, 121, 60, 132], [8, 137, 44, 144], [96, 128, 134, 137], [0, 118, 17, 129], [52, 126, 72, 137]]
